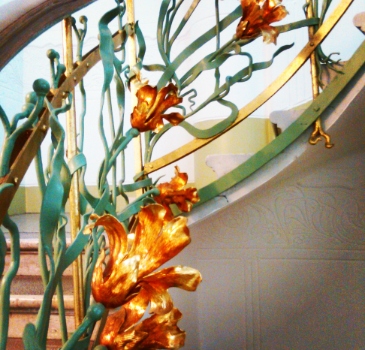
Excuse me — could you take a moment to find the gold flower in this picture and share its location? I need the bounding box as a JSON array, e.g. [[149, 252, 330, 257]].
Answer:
[[154, 166, 199, 220], [90, 204, 201, 309], [236, 0, 288, 44], [100, 290, 186, 349], [131, 83, 184, 133]]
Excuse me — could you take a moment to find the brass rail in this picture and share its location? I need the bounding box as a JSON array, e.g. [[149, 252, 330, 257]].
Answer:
[[62, 17, 85, 328], [143, 0, 354, 175], [306, 0, 334, 147]]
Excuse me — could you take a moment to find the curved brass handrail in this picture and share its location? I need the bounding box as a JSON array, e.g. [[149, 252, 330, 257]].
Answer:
[[0, 0, 357, 223], [143, 0, 355, 175], [198, 40, 365, 206]]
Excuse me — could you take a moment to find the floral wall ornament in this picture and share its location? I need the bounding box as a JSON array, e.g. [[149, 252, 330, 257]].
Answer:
[[154, 166, 200, 221], [236, 0, 288, 44], [131, 83, 184, 132]]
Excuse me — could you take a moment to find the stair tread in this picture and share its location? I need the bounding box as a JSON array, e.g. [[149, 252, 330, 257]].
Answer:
[[10, 294, 74, 310], [3, 275, 74, 295], [7, 338, 62, 350], [3, 213, 71, 240]]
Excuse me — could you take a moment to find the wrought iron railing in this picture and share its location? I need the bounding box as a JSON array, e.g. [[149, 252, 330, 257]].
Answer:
[[0, 0, 364, 349]]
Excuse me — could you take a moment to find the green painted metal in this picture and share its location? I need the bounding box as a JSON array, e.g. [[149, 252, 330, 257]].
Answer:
[[0, 215, 19, 349], [145, 10, 319, 164], [61, 304, 105, 350], [0, 0, 361, 349], [197, 39, 365, 206]]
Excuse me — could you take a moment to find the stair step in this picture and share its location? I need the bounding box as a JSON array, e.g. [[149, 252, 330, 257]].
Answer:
[[8, 294, 75, 340], [5, 249, 73, 276], [8, 313, 75, 340], [3, 275, 74, 295], [3, 214, 93, 344], [10, 294, 74, 311], [6, 338, 62, 350]]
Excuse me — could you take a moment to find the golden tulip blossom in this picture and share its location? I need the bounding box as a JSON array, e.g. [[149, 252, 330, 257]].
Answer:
[[131, 83, 184, 132], [100, 289, 186, 349], [236, 0, 288, 44], [154, 166, 199, 220], [90, 204, 202, 309]]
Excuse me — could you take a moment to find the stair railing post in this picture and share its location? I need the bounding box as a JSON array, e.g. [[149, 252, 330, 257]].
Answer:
[[306, 0, 333, 148], [126, 0, 143, 182], [62, 16, 85, 329]]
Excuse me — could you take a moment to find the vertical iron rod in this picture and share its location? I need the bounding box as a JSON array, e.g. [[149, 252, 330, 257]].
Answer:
[[307, 0, 320, 99], [126, 0, 143, 182], [62, 17, 85, 329], [306, 0, 333, 147]]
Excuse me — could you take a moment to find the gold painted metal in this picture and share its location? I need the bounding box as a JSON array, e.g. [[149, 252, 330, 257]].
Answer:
[[143, 0, 353, 175], [86, 204, 202, 348], [310, 118, 334, 147], [89, 205, 197, 308], [53, 32, 125, 108], [126, 0, 143, 180], [131, 83, 184, 133], [62, 17, 85, 328], [154, 166, 199, 220], [236, 0, 288, 44], [101, 303, 186, 349], [306, 0, 334, 148]]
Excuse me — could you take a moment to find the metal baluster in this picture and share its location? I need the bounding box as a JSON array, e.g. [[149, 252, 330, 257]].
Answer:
[[126, 0, 143, 184], [62, 17, 85, 328]]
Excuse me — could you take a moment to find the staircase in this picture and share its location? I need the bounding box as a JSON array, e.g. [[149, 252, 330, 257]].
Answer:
[[3, 214, 75, 349]]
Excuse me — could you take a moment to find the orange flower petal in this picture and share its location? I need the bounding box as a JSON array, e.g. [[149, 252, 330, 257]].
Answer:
[[100, 292, 185, 349], [129, 203, 167, 259], [91, 215, 140, 308], [139, 216, 191, 278], [142, 266, 203, 292], [170, 166, 188, 189], [140, 282, 174, 315], [161, 112, 185, 127], [154, 167, 199, 219], [263, 0, 288, 23], [261, 26, 279, 44], [236, 0, 288, 43], [92, 255, 140, 309], [131, 205, 191, 278], [131, 83, 184, 133], [94, 214, 128, 276], [100, 289, 150, 349], [153, 84, 182, 117], [136, 308, 186, 349], [136, 85, 157, 109]]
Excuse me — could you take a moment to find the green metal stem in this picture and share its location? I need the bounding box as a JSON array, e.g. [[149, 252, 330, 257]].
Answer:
[[197, 39, 365, 206], [0, 215, 20, 350], [0, 92, 45, 177]]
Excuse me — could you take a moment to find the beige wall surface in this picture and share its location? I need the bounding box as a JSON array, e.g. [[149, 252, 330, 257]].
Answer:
[[169, 81, 365, 349], [172, 151, 365, 348]]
